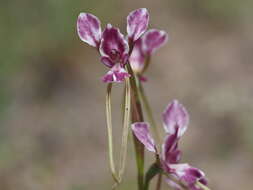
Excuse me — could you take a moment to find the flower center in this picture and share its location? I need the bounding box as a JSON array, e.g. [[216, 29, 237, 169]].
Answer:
[[110, 49, 121, 62]]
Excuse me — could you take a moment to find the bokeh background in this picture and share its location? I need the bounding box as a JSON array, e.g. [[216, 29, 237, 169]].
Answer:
[[1, 0, 253, 189]]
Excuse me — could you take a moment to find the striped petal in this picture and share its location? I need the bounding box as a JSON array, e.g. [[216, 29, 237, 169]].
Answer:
[[77, 13, 101, 48], [162, 100, 189, 137], [131, 122, 156, 152], [142, 29, 168, 55], [127, 8, 149, 43]]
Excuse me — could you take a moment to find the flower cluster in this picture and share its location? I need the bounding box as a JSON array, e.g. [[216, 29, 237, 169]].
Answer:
[[132, 100, 208, 190], [77, 8, 168, 83]]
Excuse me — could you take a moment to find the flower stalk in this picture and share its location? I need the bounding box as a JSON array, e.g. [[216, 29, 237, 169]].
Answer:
[[127, 63, 145, 190], [77, 7, 210, 190], [118, 77, 131, 180], [106, 83, 119, 183]]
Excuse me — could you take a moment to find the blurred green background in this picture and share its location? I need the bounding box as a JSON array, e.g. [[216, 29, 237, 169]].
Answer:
[[1, 0, 253, 189]]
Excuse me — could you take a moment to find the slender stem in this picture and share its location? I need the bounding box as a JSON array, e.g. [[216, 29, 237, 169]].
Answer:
[[196, 181, 211, 190], [138, 81, 161, 146], [106, 83, 120, 184], [155, 174, 162, 190], [127, 63, 145, 190], [118, 78, 131, 180], [138, 78, 163, 190]]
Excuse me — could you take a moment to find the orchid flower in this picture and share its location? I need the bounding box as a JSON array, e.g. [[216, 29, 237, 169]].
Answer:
[[77, 8, 150, 83], [132, 100, 208, 190]]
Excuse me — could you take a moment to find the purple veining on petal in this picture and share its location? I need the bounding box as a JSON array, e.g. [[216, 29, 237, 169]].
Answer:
[[162, 100, 189, 137], [131, 122, 156, 152], [100, 24, 129, 65], [142, 29, 168, 55], [169, 164, 207, 189], [127, 8, 149, 42], [129, 38, 146, 73], [102, 64, 130, 83], [77, 13, 101, 48]]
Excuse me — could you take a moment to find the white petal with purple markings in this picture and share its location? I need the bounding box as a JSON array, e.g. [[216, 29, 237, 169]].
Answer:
[[142, 29, 168, 55], [169, 163, 207, 189], [129, 39, 145, 73], [77, 13, 101, 48], [162, 100, 189, 137], [131, 122, 156, 152], [127, 8, 149, 42], [102, 64, 130, 83]]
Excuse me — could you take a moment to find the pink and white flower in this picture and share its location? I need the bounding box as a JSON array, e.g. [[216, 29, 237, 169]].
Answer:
[[77, 8, 167, 83], [132, 100, 208, 190]]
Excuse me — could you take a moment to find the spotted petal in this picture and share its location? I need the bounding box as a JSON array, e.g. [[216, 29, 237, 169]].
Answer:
[[102, 64, 130, 83], [127, 8, 149, 43], [142, 29, 168, 55], [131, 122, 156, 152], [162, 100, 189, 137], [77, 13, 101, 48], [129, 39, 145, 73], [100, 24, 129, 65]]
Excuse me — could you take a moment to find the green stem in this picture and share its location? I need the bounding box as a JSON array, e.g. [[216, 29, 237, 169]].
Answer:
[[138, 81, 161, 146], [127, 63, 145, 190], [155, 174, 162, 190], [118, 78, 131, 181], [143, 163, 162, 190], [196, 181, 211, 190], [106, 83, 120, 184]]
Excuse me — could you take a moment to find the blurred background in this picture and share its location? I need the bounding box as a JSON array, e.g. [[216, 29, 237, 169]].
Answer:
[[1, 0, 253, 189]]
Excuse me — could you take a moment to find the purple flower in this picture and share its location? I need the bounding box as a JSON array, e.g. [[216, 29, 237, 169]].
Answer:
[[127, 8, 149, 43], [100, 24, 129, 67], [99, 24, 130, 83], [129, 29, 168, 75], [77, 8, 167, 83], [77, 13, 102, 48], [169, 164, 207, 190], [131, 100, 208, 190]]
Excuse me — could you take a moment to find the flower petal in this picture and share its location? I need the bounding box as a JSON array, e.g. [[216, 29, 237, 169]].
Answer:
[[101, 56, 114, 68], [77, 13, 101, 48], [127, 8, 149, 42], [165, 178, 183, 190], [129, 39, 145, 73], [169, 164, 207, 189], [162, 100, 189, 137], [131, 122, 156, 152], [142, 29, 168, 55], [100, 24, 129, 64], [162, 134, 181, 166], [102, 64, 130, 83]]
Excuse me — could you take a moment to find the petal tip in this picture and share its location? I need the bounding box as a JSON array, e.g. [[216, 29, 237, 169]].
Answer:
[[162, 100, 189, 136]]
